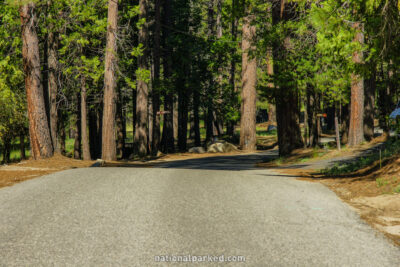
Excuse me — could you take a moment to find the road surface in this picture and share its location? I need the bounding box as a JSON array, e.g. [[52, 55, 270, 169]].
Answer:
[[1, 152, 399, 266]]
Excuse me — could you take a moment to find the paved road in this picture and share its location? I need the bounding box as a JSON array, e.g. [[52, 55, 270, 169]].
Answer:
[[1, 153, 399, 266]]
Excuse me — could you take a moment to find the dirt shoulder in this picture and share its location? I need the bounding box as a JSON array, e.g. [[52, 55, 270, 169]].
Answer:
[[0, 154, 94, 189]]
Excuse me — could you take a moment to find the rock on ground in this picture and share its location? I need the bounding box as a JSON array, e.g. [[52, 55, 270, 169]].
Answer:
[[207, 142, 238, 153]]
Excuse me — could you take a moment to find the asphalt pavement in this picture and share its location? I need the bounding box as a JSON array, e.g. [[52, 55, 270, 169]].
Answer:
[[1, 153, 399, 266]]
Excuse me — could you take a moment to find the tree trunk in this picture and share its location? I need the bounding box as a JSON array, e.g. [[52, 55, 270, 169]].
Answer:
[[193, 89, 201, 146], [80, 78, 91, 160], [173, 100, 178, 141], [348, 22, 365, 147], [341, 103, 350, 144], [335, 104, 341, 151], [89, 107, 102, 159], [47, 2, 59, 153], [160, 0, 174, 153], [116, 100, 125, 159], [3, 138, 11, 163], [276, 91, 303, 156], [58, 109, 66, 154], [378, 62, 394, 138], [134, 0, 149, 157], [20, 3, 53, 159], [240, 14, 257, 151], [364, 68, 376, 141], [73, 93, 81, 159], [20, 133, 26, 160], [306, 89, 319, 147], [227, 0, 238, 136], [303, 98, 308, 146], [206, 0, 216, 143], [266, 46, 276, 125], [102, 0, 118, 161], [151, 0, 161, 156]]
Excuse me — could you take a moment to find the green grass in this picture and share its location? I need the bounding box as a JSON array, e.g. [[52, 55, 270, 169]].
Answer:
[[376, 177, 389, 188], [256, 129, 277, 136], [393, 184, 400, 193], [0, 137, 31, 162]]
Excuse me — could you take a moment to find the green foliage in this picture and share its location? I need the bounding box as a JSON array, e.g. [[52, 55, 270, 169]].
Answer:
[[0, 3, 27, 143]]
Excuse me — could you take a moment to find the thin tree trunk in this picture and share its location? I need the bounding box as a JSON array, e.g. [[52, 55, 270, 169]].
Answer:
[[348, 22, 365, 146], [173, 100, 178, 141], [240, 14, 257, 151], [58, 109, 66, 154], [206, 0, 216, 143], [116, 100, 125, 159], [160, 0, 174, 153], [335, 104, 341, 151], [3, 138, 11, 163], [178, 81, 189, 152], [74, 92, 81, 159], [134, 0, 149, 157], [81, 77, 91, 160], [266, 46, 276, 124], [364, 67, 376, 141], [102, 0, 118, 161], [193, 89, 201, 146], [20, 133, 26, 160], [303, 98, 308, 146], [20, 3, 53, 159], [227, 0, 238, 136], [341, 103, 350, 144], [151, 0, 161, 156], [47, 1, 59, 152]]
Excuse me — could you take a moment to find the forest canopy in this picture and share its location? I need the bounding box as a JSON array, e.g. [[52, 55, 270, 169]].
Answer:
[[0, 0, 399, 162]]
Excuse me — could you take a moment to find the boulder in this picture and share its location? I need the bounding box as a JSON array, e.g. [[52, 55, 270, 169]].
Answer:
[[188, 146, 206, 154], [207, 141, 238, 153]]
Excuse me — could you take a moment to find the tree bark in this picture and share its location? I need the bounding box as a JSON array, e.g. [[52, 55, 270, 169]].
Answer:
[[151, 0, 161, 156], [73, 93, 81, 159], [89, 107, 102, 159], [335, 104, 341, 151], [276, 91, 303, 156], [266, 46, 276, 124], [341, 103, 350, 144], [348, 22, 365, 147], [177, 80, 189, 152], [20, 133, 26, 160], [3, 138, 11, 163], [364, 68, 376, 141], [102, 0, 118, 161], [20, 3, 53, 159], [58, 109, 66, 154], [193, 89, 201, 146], [80, 77, 91, 160], [134, 0, 149, 157], [240, 14, 257, 151], [116, 100, 125, 159], [206, 0, 217, 143], [160, 0, 175, 153], [306, 89, 319, 147], [47, 1, 59, 153]]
